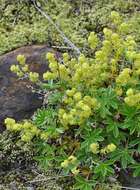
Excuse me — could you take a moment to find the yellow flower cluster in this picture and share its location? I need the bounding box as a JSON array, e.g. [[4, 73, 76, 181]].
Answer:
[[124, 36, 136, 51], [110, 11, 122, 25], [115, 87, 123, 96], [71, 167, 80, 175], [29, 72, 39, 83], [61, 155, 77, 168], [111, 17, 140, 100], [107, 143, 117, 152], [41, 13, 140, 127], [4, 118, 49, 142], [17, 54, 26, 65], [100, 143, 116, 154], [88, 32, 99, 49], [42, 13, 136, 96], [5, 118, 20, 131], [43, 52, 70, 82], [90, 143, 99, 154], [90, 142, 116, 155], [133, 54, 140, 76], [10, 54, 28, 77], [59, 92, 99, 127], [10, 54, 39, 83], [115, 51, 140, 102], [116, 68, 132, 85], [63, 52, 70, 63], [124, 89, 140, 106], [118, 22, 130, 34], [44, 50, 110, 92]]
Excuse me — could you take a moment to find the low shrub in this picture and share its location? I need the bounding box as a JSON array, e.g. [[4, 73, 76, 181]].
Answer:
[[5, 12, 140, 189]]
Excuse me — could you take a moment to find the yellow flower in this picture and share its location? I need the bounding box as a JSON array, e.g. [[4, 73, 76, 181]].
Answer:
[[111, 33, 120, 43], [100, 148, 107, 155], [124, 97, 135, 106], [12, 123, 22, 131], [126, 88, 134, 96], [70, 109, 77, 116], [68, 155, 77, 163], [90, 143, 99, 154], [78, 54, 86, 64], [66, 88, 76, 97], [76, 101, 85, 108], [29, 72, 39, 83], [4, 118, 15, 128], [31, 126, 39, 134], [17, 71, 24, 77], [40, 132, 49, 140], [49, 61, 58, 71], [63, 53, 69, 62], [23, 121, 33, 129], [115, 87, 123, 96], [110, 11, 121, 24], [21, 134, 32, 142], [106, 143, 116, 152], [71, 167, 79, 175], [17, 54, 26, 65], [73, 92, 82, 101], [111, 11, 120, 19], [46, 52, 55, 61], [58, 109, 65, 116], [62, 113, 68, 120], [103, 28, 112, 39], [61, 160, 69, 168], [119, 22, 129, 34], [10, 65, 20, 73], [43, 72, 55, 80], [22, 65, 29, 72], [82, 105, 91, 114], [88, 32, 98, 49], [122, 68, 132, 74]]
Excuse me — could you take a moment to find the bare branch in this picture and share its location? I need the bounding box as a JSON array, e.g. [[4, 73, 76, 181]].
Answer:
[[31, 0, 81, 56]]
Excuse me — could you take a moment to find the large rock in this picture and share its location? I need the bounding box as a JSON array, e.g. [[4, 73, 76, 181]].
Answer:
[[0, 45, 57, 132], [119, 171, 140, 189]]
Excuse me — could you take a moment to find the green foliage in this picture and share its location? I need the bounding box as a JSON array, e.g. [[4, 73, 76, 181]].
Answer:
[[74, 176, 96, 190]]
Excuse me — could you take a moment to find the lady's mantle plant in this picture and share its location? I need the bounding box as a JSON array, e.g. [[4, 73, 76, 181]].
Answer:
[[5, 12, 140, 189]]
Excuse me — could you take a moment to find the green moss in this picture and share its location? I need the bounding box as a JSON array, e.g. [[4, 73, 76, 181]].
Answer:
[[0, 131, 35, 171], [0, 130, 62, 189]]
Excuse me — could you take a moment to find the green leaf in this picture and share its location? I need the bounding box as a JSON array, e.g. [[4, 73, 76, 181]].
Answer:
[[94, 161, 114, 180], [74, 176, 95, 190], [33, 107, 57, 128], [106, 118, 119, 138], [131, 164, 140, 177], [81, 129, 104, 150], [40, 81, 61, 90], [120, 105, 137, 118], [111, 149, 135, 169], [97, 88, 119, 118], [48, 91, 63, 105], [129, 139, 140, 147]]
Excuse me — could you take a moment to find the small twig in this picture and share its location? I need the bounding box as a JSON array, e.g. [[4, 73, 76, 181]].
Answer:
[[121, 187, 140, 190], [31, 0, 81, 56], [52, 45, 75, 50]]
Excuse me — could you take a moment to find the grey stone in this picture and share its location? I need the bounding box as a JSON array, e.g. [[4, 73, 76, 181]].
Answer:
[[0, 45, 57, 132]]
